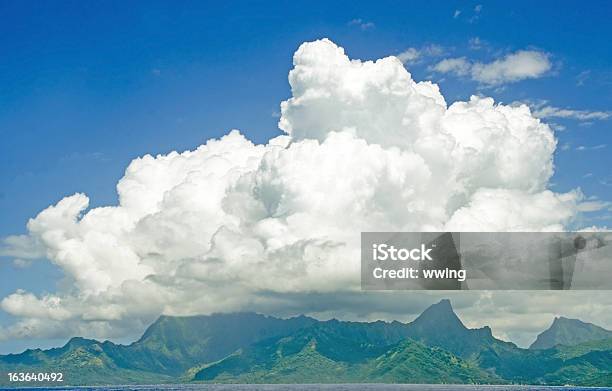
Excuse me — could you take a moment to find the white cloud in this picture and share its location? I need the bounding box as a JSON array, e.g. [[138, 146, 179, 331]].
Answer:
[[0, 235, 45, 259], [423, 44, 445, 57], [517, 99, 610, 124], [0, 38, 594, 345], [396, 44, 445, 65], [533, 106, 611, 121], [468, 37, 486, 50], [577, 200, 611, 213], [1, 291, 71, 321], [348, 18, 375, 31], [432, 57, 471, 76], [547, 122, 566, 132], [446, 189, 578, 232], [396, 48, 420, 64], [576, 144, 607, 151], [453, 10, 461, 19], [432, 50, 552, 85], [472, 50, 551, 84]]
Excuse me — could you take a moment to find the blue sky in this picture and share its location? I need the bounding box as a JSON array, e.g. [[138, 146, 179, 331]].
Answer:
[[0, 1, 611, 353]]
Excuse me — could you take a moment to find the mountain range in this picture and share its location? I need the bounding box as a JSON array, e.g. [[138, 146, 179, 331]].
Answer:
[[1, 299, 611, 387]]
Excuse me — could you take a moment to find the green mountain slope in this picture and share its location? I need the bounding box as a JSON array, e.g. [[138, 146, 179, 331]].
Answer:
[[0, 337, 170, 387], [365, 339, 499, 384], [554, 337, 612, 360], [542, 342, 612, 386], [530, 316, 612, 350], [193, 327, 498, 384]]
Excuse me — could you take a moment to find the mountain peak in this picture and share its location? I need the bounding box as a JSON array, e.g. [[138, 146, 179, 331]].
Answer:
[[550, 316, 605, 330], [410, 299, 466, 333], [552, 316, 580, 326], [530, 316, 612, 350], [65, 337, 96, 347], [424, 299, 453, 313], [436, 298, 452, 308]]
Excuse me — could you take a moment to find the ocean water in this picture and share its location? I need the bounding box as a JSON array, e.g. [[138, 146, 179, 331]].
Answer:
[[8, 385, 609, 391]]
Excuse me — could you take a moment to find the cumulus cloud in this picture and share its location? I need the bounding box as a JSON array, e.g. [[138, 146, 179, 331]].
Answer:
[[433, 50, 552, 85], [0, 38, 594, 346]]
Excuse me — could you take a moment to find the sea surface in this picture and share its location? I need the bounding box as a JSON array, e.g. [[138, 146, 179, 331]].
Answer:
[[5, 385, 610, 391]]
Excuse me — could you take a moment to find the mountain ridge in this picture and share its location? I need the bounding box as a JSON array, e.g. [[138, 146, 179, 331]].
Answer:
[[1, 300, 611, 387], [530, 316, 612, 350]]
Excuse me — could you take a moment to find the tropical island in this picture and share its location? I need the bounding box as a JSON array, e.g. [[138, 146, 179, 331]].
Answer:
[[1, 299, 611, 387]]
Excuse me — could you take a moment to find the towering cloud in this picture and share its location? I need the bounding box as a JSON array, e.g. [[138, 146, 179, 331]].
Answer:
[[0, 39, 583, 342]]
